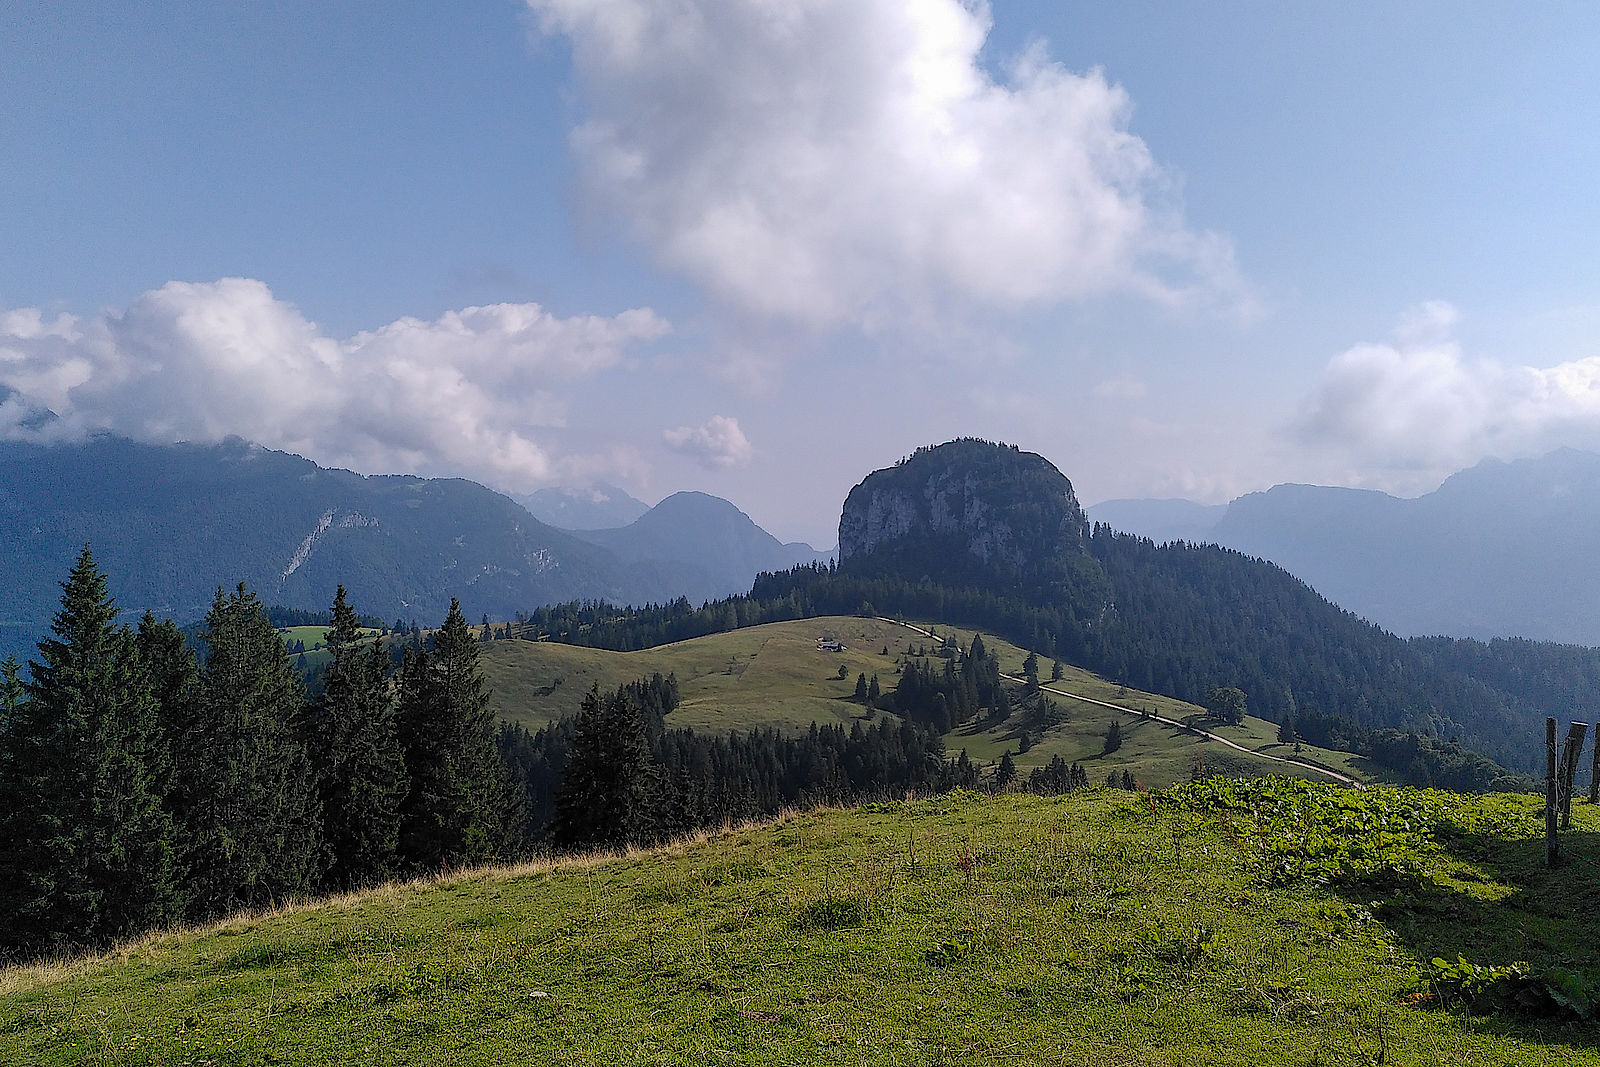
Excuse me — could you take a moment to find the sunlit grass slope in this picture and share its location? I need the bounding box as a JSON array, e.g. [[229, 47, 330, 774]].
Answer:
[[481, 616, 916, 733], [481, 616, 1365, 788], [5, 785, 1598, 1065]]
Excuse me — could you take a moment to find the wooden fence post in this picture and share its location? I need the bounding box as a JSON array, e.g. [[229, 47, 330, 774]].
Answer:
[[1591, 721, 1599, 805], [1561, 722, 1589, 830], [1546, 717, 1560, 868]]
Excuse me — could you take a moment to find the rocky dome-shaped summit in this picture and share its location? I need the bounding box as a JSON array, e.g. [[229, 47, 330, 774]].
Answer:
[[837, 439, 1096, 597]]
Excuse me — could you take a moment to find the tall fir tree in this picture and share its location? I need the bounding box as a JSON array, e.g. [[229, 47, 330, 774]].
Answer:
[[0, 655, 21, 724], [0, 546, 176, 956], [553, 684, 654, 849], [135, 613, 191, 805], [170, 588, 322, 919], [307, 586, 404, 890], [995, 750, 1018, 790], [0, 656, 27, 953], [395, 599, 521, 872]]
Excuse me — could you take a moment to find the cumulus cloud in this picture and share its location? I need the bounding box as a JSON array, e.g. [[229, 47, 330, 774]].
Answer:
[[0, 278, 669, 490], [663, 415, 753, 468], [1295, 301, 1600, 473], [529, 0, 1243, 327]]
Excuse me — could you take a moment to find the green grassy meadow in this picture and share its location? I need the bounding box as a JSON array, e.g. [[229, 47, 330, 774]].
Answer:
[[482, 617, 917, 734], [5, 784, 1600, 1065], [481, 616, 1364, 789], [276, 625, 332, 651], [278, 626, 387, 676]]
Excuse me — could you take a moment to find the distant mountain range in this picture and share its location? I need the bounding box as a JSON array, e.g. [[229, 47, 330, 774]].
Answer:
[[1087, 449, 1600, 645], [517, 483, 650, 530], [831, 439, 1599, 776], [566, 491, 832, 606], [0, 435, 827, 659]]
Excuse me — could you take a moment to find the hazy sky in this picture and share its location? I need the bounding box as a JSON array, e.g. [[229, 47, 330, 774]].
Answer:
[[5, 1, 1600, 546]]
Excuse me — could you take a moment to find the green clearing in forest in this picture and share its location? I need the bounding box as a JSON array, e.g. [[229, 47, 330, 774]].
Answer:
[[5, 784, 1599, 1066], [480, 616, 1365, 789]]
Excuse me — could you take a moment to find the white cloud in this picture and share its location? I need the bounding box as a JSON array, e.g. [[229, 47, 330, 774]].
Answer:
[[663, 415, 753, 468], [1295, 301, 1600, 474], [529, 0, 1243, 328], [0, 278, 669, 491]]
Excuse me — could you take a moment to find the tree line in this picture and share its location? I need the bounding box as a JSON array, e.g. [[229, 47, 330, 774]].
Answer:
[[0, 547, 517, 961], [499, 672, 982, 852], [507, 543, 1557, 786], [496, 631, 1108, 853], [492, 630, 1132, 857]]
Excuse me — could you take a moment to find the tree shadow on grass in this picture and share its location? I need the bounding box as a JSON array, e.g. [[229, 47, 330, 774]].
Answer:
[[1340, 814, 1600, 1047]]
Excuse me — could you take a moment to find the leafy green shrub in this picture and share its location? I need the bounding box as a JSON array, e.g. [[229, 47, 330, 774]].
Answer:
[[1429, 956, 1595, 1020], [1160, 778, 1458, 891]]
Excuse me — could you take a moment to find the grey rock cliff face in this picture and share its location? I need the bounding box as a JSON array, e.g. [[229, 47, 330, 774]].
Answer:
[[841, 488, 920, 556], [837, 440, 1085, 577]]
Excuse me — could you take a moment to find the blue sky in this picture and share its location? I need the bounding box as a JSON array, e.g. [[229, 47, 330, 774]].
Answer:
[[5, 1, 1600, 545]]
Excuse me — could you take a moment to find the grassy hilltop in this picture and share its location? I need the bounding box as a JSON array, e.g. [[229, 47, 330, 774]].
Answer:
[[480, 616, 1367, 789], [4, 782, 1599, 1065]]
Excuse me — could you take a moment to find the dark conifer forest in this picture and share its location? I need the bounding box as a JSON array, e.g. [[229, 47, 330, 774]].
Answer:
[[0, 549, 520, 961]]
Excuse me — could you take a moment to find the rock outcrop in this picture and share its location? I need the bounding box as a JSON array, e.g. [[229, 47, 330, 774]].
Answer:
[[837, 439, 1097, 599]]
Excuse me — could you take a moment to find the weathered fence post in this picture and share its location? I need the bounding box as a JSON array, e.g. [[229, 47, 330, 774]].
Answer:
[[1561, 722, 1589, 830], [1591, 722, 1599, 805], [1546, 717, 1560, 868]]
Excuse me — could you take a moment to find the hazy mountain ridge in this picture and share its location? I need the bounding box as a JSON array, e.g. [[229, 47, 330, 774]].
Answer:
[[0, 437, 824, 659], [822, 439, 1599, 773], [1087, 449, 1600, 644], [517, 482, 650, 530], [566, 491, 832, 605], [0, 436, 631, 645]]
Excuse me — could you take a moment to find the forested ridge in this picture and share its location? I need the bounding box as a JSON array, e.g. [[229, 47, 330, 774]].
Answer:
[[510, 538, 1563, 783]]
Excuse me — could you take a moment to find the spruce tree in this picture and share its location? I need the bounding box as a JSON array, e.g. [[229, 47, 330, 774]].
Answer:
[[396, 599, 520, 872], [0, 657, 27, 953], [0, 546, 176, 956], [996, 750, 1017, 790], [135, 613, 191, 803], [307, 587, 404, 890], [0, 655, 22, 729], [175, 587, 322, 919], [553, 684, 654, 849]]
